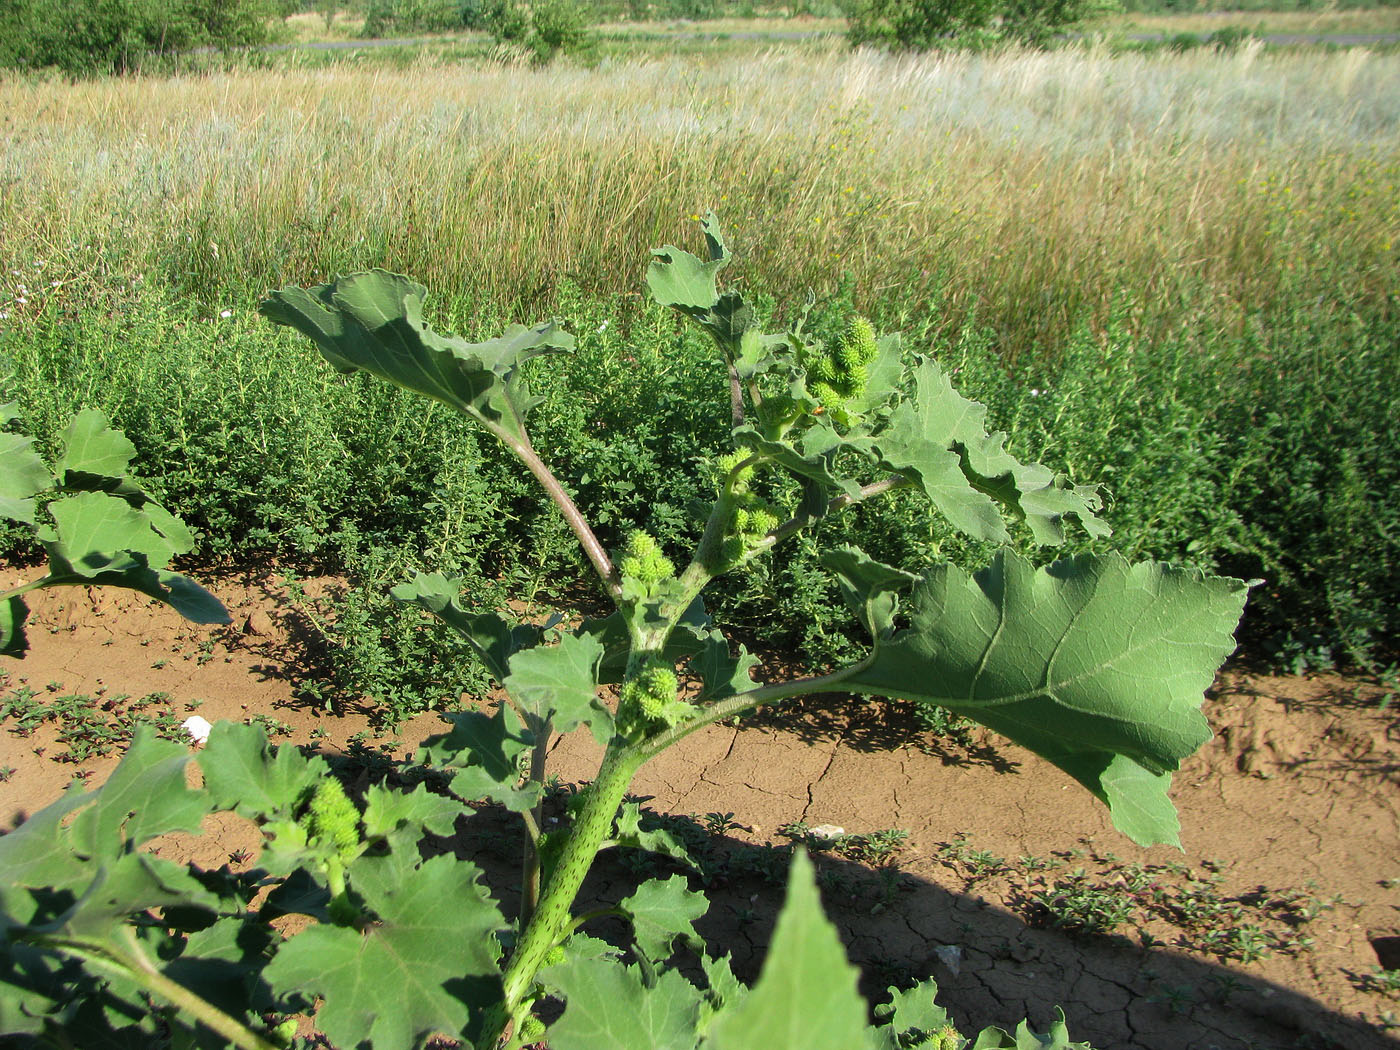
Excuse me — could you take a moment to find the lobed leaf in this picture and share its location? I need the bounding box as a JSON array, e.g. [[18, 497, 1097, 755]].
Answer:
[[391, 572, 542, 684], [417, 706, 541, 814], [362, 782, 465, 843], [55, 409, 138, 483], [872, 978, 953, 1050], [688, 631, 760, 704], [618, 874, 708, 963], [503, 630, 614, 744], [264, 849, 504, 1050], [646, 212, 728, 317], [611, 802, 696, 870], [841, 551, 1248, 847], [876, 357, 1107, 545], [548, 958, 704, 1050], [260, 271, 572, 445], [200, 721, 327, 817], [704, 851, 875, 1050]]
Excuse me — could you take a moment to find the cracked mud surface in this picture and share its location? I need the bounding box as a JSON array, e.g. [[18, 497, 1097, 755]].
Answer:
[[3, 572, 1399, 1049]]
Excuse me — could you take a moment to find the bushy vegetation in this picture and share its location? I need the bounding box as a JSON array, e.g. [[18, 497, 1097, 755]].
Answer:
[[0, 220, 1246, 1050], [1, 45, 1397, 717], [842, 0, 1099, 50], [0, 0, 274, 73]]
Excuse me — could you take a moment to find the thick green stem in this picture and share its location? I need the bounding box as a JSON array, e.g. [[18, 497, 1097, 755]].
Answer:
[[35, 929, 280, 1050], [481, 745, 645, 1048]]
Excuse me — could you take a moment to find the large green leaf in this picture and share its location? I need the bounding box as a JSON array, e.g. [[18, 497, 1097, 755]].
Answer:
[[610, 802, 695, 870], [55, 409, 138, 483], [0, 429, 48, 525], [872, 978, 953, 1050], [841, 551, 1248, 847], [618, 875, 708, 963], [417, 706, 542, 814], [0, 732, 217, 937], [263, 849, 503, 1050], [875, 357, 1107, 545], [646, 213, 728, 317], [503, 631, 613, 742], [362, 782, 464, 842], [46, 492, 182, 573], [548, 957, 703, 1050], [688, 631, 760, 704], [260, 271, 572, 444], [704, 851, 875, 1050], [199, 721, 328, 820]]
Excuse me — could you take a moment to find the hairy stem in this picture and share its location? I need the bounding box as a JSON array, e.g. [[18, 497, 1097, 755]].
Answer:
[[481, 745, 645, 1049], [36, 929, 280, 1050]]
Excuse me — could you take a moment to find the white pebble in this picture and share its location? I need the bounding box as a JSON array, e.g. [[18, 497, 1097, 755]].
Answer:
[[182, 715, 213, 745]]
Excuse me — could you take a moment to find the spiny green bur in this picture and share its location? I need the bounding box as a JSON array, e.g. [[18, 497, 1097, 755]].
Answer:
[[618, 530, 675, 594], [303, 777, 361, 864], [804, 315, 878, 426], [713, 450, 780, 567], [617, 661, 694, 740]]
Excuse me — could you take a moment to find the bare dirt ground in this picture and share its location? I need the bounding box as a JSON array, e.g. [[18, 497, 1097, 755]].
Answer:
[[3, 569, 1399, 1050]]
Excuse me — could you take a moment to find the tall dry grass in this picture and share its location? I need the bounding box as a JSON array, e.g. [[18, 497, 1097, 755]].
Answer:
[[0, 43, 1395, 353]]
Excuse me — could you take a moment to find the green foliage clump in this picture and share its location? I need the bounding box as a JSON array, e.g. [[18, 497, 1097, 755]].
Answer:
[[842, 0, 1097, 51], [484, 0, 595, 61], [363, 0, 488, 35], [0, 0, 273, 74]]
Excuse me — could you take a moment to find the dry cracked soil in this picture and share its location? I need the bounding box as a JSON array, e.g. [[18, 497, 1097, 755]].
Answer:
[[2, 569, 1399, 1050]]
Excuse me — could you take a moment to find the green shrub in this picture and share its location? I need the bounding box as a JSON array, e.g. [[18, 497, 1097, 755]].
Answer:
[[0, 0, 273, 74], [842, 0, 1097, 51]]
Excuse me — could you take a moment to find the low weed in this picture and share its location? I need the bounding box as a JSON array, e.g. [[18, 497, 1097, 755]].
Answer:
[[0, 678, 187, 762], [936, 835, 1349, 965]]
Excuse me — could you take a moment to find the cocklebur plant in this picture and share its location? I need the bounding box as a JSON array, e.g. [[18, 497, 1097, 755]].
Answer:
[[0, 405, 229, 656], [0, 215, 1249, 1050]]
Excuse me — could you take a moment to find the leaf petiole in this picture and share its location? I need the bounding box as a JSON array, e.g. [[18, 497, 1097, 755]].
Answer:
[[29, 927, 281, 1050]]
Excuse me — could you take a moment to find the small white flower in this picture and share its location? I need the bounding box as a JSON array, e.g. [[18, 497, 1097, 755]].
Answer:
[[15, 297, 26, 305], [50, 280, 60, 287], [0, 312, 9, 320], [1030, 388, 1041, 397], [596, 319, 609, 333], [182, 715, 213, 745], [219, 309, 232, 319]]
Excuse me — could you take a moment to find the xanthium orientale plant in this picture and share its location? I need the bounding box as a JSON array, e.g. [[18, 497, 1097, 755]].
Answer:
[[0, 215, 1249, 1050]]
